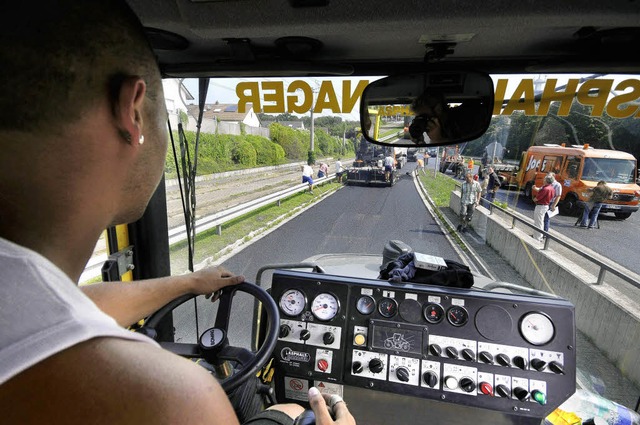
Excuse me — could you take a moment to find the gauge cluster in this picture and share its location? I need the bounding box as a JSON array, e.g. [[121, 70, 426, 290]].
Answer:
[[270, 270, 576, 421]]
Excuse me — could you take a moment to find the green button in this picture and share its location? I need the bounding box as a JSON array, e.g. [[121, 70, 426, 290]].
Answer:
[[532, 390, 546, 405]]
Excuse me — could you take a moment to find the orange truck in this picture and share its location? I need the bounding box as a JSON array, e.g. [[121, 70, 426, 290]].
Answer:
[[499, 144, 640, 219]]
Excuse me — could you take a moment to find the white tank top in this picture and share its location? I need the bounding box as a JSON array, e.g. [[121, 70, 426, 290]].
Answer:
[[0, 237, 158, 385]]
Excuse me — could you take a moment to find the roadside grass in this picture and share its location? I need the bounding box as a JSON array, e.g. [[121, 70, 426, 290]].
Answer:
[[169, 182, 341, 274], [417, 172, 456, 207]]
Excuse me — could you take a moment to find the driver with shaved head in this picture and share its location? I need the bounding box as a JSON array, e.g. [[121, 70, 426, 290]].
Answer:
[[0, 1, 355, 425]]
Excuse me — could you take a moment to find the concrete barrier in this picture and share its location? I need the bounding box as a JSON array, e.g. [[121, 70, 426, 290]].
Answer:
[[449, 190, 640, 387]]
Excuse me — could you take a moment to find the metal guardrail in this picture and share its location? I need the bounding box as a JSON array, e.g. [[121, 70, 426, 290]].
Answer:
[[81, 174, 337, 282], [452, 180, 640, 290]]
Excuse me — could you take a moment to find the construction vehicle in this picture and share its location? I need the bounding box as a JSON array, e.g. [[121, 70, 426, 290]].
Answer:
[[499, 144, 640, 218]]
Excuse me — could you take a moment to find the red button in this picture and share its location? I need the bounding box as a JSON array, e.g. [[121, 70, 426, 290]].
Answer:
[[480, 382, 494, 396], [317, 359, 329, 372]]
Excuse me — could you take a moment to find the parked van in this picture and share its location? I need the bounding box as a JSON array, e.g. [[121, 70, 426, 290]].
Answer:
[[500, 144, 640, 218]]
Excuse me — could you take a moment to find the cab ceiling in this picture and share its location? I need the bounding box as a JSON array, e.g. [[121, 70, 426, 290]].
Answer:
[[127, 0, 640, 77]]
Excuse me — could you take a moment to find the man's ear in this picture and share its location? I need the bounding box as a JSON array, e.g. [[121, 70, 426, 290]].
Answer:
[[114, 76, 147, 146]]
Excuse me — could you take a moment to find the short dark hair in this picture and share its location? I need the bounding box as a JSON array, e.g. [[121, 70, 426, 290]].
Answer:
[[0, 0, 158, 135]]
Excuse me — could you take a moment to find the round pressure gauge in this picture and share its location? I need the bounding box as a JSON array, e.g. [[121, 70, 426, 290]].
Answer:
[[378, 297, 398, 318], [447, 305, 469, 327], [311, 293, 339, 321], [520, 312, 555, 345], [279, 289, 306, 317], [356, 295, 376, 315]]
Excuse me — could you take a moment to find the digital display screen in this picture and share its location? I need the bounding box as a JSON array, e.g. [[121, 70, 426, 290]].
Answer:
[[370, 323, 424, 356]]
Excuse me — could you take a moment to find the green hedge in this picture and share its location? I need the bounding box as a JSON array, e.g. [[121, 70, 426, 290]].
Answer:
[[165, 126, 354, 178]]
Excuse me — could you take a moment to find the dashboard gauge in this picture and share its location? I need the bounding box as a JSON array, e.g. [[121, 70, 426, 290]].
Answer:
[[378, 297, 398, 318], [279, 289, 306, 317], [447, 306, 469, 327], [520, 312, 555, 345], [311, 293, 339, 321], [356, 295, 376, 315], [423, 303, 445, 324]]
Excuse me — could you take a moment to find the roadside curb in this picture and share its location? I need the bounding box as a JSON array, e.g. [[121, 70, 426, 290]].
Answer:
[[413, 170, 495, 279]]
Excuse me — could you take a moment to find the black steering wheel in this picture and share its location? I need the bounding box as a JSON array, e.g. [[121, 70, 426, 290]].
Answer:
[[140, 281, 279, 393]]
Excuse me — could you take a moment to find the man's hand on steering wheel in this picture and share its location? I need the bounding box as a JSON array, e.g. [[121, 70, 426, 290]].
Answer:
[[188, 266, 245, 302]]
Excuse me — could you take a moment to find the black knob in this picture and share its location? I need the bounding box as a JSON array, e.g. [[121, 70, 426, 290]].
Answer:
[[496, 353, 511, 367], [514, 387, 530, 402], [369, 358, 384, 374], [323, 332, 335, 345], [462, 348, 476, 362], [549, 361, 565, 375], [396, 367, 410, 382], [352, 361, 363, 374], [429, 344, 442, 357], [496, 384, 511, 398], [279, 324, 291, 338], [479, 351, 494, 364], [531, 358, 547, 371], [422, 371, 438, 388], [513, 356, 528, 370], [299, 329, 311, 341], [445, 346, 459, 359], [459, 377, 476, 393]]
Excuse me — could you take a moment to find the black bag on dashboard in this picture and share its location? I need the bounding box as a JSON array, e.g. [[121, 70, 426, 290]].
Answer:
[[378, 252, 474, 288]]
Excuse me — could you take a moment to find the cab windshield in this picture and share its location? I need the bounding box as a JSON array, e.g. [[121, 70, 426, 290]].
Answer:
[[582, 158, 636, 184], [85, 72, 640, 425]]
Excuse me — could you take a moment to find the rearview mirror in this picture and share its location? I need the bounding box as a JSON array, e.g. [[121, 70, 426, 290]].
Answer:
[[359, 71, 494, 147]]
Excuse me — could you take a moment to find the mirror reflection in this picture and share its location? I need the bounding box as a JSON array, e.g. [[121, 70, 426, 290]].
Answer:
[[360, 71, 494, 146]]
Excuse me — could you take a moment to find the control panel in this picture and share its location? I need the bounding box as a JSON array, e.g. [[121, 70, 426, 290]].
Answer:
[[270, 270, 576, 420]]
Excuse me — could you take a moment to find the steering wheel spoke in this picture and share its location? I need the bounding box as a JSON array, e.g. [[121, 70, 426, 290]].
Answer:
[[218, 345, 256, 367], [140, 282, 279, 393]]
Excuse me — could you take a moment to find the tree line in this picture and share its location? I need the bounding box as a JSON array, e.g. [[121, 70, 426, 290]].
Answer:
[[461, 102, 640, 163], [165, 120, 356, 178]]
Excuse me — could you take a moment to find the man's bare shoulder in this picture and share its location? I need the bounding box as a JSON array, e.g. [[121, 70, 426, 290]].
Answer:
[[0, 337, 240, 425]]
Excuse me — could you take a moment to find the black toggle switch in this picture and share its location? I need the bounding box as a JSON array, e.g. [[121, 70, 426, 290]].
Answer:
[[496, 384, 511, 398], [513, 387, 530, 402], [396, 367, 410, 382], [299, 329, 311, 341], [352, 361, 363, 374], [549, 361, 565, 375], [445, 346, 459, 359], [429, 344, 442, 357], [496, 353, 511, 367], [531, 358, 547, 371], [460, 377, 476, 393], [423, 371, 438, 388], [323, 332, 335, 345], [279, 324, 291, 338], [479, 351, 494, 364], [369, 358, 384, 374], [513, 356, 528, 370], [462, 348, 476, 362]]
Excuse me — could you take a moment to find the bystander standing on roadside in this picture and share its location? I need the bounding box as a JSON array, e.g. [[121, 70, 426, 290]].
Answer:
[[485, 166, 501, 201], [457, 172, 482, 233], [532, 175, 555, 241], [579, 180, 613, 229], [416, 153, 425, 175], [317, 162, 328, 178], [301, 162, 315, 193], [544, 172, 562, 233], [335, 158, 344, 183]]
